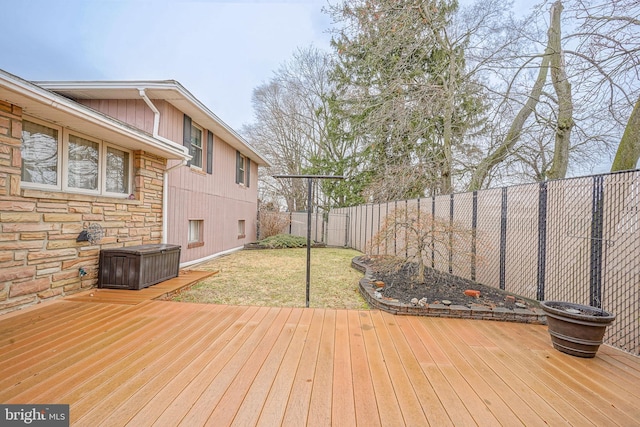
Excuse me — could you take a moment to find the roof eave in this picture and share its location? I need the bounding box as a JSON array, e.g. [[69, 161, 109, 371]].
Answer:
[[0, 70, 190, 161], [35, 80, 271, 167]]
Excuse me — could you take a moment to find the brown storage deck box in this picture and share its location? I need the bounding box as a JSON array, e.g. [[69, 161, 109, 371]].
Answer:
[[98, 244, 181, 290]]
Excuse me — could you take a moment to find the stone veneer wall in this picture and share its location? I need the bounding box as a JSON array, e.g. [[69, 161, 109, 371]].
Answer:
[[0, 100, 167, 314]]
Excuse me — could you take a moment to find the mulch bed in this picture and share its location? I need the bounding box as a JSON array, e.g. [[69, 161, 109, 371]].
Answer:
[[358, 255, 539, 310]]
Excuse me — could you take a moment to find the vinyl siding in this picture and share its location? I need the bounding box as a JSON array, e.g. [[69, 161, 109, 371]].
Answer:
[[78, 96, 259, 265], [167, 132, 258, 264], [79, 99, 155, 134]]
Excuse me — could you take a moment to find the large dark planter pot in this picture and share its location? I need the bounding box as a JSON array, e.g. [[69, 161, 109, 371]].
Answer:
[[540, 301, 615, 358]]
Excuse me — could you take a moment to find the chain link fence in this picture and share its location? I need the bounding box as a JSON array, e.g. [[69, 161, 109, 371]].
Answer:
[[328, 170, 639, 356]]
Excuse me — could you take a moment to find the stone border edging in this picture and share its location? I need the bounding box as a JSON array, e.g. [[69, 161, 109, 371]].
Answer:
[[352, 256, 547, 324]]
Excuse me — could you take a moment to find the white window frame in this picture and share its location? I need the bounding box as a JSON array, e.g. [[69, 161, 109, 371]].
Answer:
[[21, 116, 133, 198], [188, 219, 204, 247], [103, 143, 133, 197], [190, 122, 203, 169], [62, 130, 101, 195], [237, 154, 245, 185], [20, 117, 63, 191], [238, 219, 246, 238]]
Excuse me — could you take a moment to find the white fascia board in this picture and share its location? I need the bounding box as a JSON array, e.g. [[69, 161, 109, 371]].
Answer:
[[36, 80, 272, 167], [1, 70, 189, 160]]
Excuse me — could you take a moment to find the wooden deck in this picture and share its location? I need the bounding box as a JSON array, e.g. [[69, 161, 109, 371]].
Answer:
[[64, 270, 217, 305], [0, 299, 638, 426]]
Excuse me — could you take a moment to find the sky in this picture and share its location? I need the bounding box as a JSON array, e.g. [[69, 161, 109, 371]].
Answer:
[[1, 0, 333, 131], [1, 0, 540, 133]]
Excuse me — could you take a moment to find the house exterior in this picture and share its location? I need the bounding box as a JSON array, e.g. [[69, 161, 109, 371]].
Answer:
[[0, 69, 267, 314]]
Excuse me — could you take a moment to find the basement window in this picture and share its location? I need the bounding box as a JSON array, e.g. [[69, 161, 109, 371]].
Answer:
[[188, 220, 204, 248], [238, 220, 246, 239]]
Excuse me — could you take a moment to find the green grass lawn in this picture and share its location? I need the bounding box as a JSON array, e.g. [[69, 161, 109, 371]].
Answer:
[[174, 247, 369, 309]]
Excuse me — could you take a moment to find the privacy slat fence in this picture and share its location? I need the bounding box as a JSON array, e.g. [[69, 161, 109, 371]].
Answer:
[[322, 170, 639, 356]]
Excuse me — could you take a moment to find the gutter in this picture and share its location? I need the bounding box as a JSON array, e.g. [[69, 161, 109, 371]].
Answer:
[[35, 79, 270, 166], [138, 88, 189, 244], [0, 70, 189, 160]]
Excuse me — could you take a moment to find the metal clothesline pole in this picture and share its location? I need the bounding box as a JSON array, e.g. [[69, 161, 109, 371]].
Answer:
[[272, 174, 344, 308], [305, 177, 312, 307]]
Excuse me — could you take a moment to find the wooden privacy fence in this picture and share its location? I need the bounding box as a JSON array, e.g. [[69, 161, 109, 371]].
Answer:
[[327, 170, 639, 356]]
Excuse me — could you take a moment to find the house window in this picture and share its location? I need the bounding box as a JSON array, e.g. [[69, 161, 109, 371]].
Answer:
[[236, 153, 245, 185], [21, 117, 133, 197], [188, 220, 204, 248], [105, 146, 130, 194], [190, 123, 203, 168], [66, 134, 99, 192], [21, 120, 61, 188], [238, 220, 246, 238], [235, 151, 250, 187]]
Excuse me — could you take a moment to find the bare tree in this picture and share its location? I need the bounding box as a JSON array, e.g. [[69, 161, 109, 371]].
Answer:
[[468, 0, 640, 188], [367, 206, 474, 285], [562, 0, 640, 171], [248, 0, 638, 209], [547, 0, 575, 179], [243, 47, 334, 211], [468, 40, 552, 190], [467, 0, 576, 189]]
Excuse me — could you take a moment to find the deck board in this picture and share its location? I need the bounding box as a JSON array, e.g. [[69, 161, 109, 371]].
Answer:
[[10, 302, 189, 405], [330, 310, 357, 427], [79, 305, 241, 427], [406, 317, 483, 426], [207, 308, 293, 426], [256, 309, 314, 426], [281, 309, 325, 426], [229, 308, 304, 427], [347, 310, 381, 427], [369, 310, 426, 425], [391, 316, 454, 426], [116, 305, 256, 427], [64, 270, 217, 305], [501, 322, 640, 422], [307, 308, 336, 427], [360, 310, 402, 426], [476, 318, 635, 426], [158, 306, 272, 425], [0, 300, 638, 426], [426, 319, 506, 426]]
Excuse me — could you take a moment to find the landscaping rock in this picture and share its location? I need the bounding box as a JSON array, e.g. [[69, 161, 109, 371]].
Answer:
[[353, 255, 541, 315], [352, 256, 546, 324], [505, 295, 516, 308]]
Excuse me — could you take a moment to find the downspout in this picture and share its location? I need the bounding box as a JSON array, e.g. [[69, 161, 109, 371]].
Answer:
[[139, 89, 188, 244]]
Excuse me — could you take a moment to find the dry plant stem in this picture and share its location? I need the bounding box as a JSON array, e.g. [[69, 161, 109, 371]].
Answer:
[[258, 210, 291, 239]]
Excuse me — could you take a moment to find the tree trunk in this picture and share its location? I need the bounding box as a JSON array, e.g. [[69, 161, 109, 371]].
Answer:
[[611, 95, 640, 171], [467, 55, 551, 191], [441, 101, 454, 194], [547, 0, 573, 180]]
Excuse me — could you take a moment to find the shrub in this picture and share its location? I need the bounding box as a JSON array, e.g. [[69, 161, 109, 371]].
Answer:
[[258, 210, 290, 239], [367, 206, 476, 286], [257, 234, 308, 249]]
